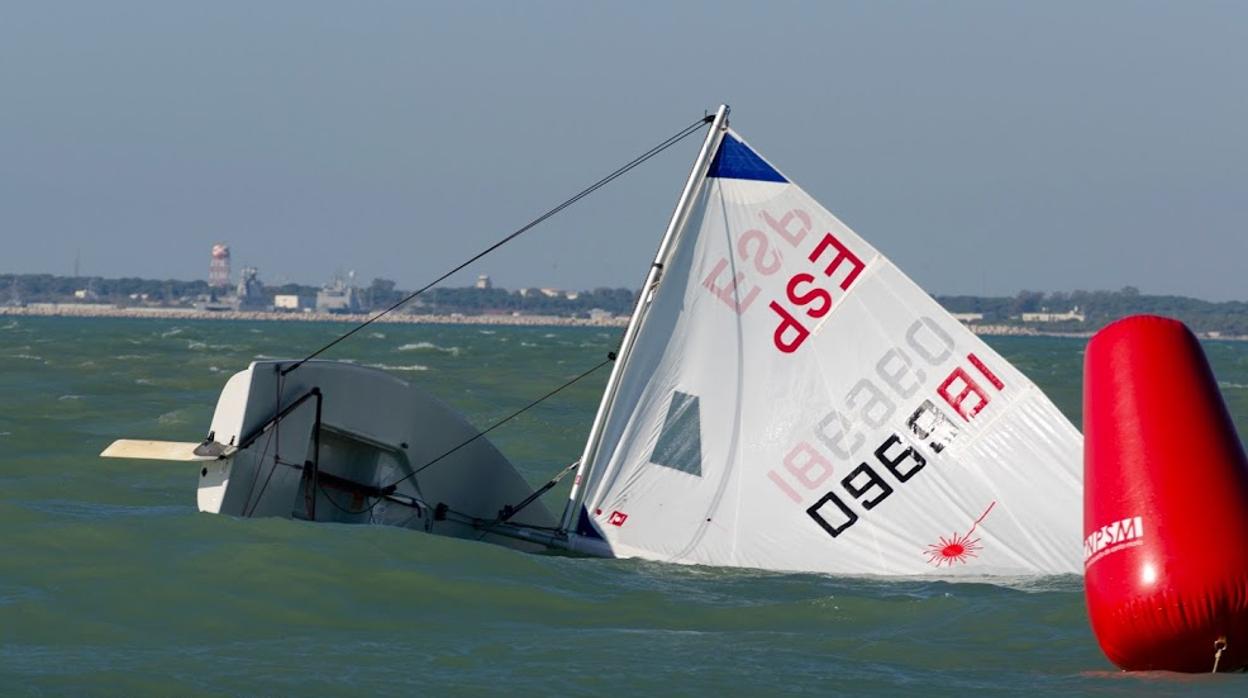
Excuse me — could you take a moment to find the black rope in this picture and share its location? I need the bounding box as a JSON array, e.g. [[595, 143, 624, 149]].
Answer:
[[316, 478, 386, 516], [440, 505, 563, 533], [315, 476, 563, 534], [281, 114, 713, 376], [383, 352, 615, 490], [243, 425, 280, 518], [474, 459, 580, 540]]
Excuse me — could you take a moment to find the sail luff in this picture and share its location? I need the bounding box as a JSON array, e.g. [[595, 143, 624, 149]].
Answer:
[[559, 104, 731, 533]]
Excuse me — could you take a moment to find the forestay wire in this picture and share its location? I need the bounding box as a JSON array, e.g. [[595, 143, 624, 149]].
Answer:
[[281, 113, 714, 377], [386, 352, 616, 489]]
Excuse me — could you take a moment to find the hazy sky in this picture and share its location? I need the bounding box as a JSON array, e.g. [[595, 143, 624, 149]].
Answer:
[[2, 2, 1245, 299]]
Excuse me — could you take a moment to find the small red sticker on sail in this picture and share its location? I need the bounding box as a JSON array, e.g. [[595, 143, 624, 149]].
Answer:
[[608, 511, 629, 527]]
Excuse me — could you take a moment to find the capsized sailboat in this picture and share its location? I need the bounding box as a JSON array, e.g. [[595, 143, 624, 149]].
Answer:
[[103, 105, 1082, 576], [104, 360, 559, 552]]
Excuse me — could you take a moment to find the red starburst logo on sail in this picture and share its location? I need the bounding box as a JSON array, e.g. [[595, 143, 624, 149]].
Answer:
[[924, 501, 996, 567]]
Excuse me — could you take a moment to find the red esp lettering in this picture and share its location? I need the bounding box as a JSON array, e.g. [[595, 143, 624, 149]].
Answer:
[[769, 232, 866, 353]]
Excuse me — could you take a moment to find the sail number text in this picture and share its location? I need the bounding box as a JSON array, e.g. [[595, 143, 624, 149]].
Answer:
[[766, 316, 1006, 538]]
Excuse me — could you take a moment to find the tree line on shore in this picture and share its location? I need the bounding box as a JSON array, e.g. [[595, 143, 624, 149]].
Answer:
[[4, 273, 1247, 334], [936, 286, 1248, 335], [0, 273, 642, 317]]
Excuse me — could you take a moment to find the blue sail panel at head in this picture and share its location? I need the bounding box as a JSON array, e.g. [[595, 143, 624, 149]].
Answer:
[[706, 132, 787, 183]]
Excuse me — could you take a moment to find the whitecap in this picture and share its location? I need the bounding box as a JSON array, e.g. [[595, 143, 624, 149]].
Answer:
[[58, 394, 83, 401], [11, 354, 43, 361], [160, 328, 184, 338], [367, 363, 430, 372], [0, 431, 11, 437], [478, 330, 497, 335], [521, 342, 538, 347], [208, 366, 221, 373], [397, 342, 460, 356], [543, 333, 556, 338], [135, 378, 154, 385], [1219, 382, 1248, 389], [368, 332, 387, 339]]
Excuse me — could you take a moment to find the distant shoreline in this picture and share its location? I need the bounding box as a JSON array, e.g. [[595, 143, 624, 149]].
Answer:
[[3, 304, 1245, 341], [0, 303, 630, 328]]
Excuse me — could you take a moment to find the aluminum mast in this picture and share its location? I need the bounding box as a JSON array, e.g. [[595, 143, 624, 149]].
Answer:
[[559, 104, 731, 533]]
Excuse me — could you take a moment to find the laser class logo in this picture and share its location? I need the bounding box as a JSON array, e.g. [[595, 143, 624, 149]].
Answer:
[[1084, 515, 1144, 567], [924, 501, 996, 567]]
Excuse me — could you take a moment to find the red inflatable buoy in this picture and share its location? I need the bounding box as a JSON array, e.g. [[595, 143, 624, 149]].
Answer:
[[1084, 314, 1248, 671]]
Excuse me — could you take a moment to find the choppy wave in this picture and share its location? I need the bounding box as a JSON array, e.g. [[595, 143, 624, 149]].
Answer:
[[3, 321, 1247, 694], [0, 585, 47, 606], [478, 330, 496, 335], [58, 394, 83, 401], [160, 327, 184, 338], [10, 353, 44, 361], [397, 342, 460, 356], [368, 332, 387, 339], [20, 499, 189, 520]]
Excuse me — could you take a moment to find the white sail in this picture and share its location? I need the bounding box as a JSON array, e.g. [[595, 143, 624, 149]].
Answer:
[[565, 125, 1082, 576]]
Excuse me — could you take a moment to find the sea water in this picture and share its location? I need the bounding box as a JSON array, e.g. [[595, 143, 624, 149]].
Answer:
[[1, 316, 1246, 695]]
